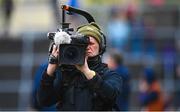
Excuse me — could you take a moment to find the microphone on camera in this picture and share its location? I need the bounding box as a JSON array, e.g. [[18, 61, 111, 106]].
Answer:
[[47, 31, 72, 45]]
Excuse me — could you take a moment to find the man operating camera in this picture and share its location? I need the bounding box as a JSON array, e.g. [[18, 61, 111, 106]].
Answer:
[[37, 22, 123, 110]]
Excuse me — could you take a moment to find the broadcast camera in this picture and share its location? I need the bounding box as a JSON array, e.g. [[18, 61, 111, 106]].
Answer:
[[48, 32, 89, 65], [48, 5, 96, 65]]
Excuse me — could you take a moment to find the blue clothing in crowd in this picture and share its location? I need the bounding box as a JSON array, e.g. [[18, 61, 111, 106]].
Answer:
[[115, 65, 130, 111]]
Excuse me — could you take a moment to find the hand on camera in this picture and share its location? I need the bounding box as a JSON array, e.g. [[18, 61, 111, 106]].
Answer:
[[47, 45, 59, 76], [75, 56, 96, 80]]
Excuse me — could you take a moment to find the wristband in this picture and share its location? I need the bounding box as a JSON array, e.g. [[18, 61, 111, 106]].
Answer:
[[48, 54, 58, 64]]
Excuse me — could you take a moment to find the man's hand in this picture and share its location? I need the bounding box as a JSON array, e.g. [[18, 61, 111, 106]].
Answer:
[[47, 45, 59, 76], [75, 56, 96, 80]]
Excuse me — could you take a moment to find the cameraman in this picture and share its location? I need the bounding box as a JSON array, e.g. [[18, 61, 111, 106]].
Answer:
[[37, 22, 123, 110]]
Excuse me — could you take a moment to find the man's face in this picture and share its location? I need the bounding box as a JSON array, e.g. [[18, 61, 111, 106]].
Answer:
[[86, 36, 100, 57]]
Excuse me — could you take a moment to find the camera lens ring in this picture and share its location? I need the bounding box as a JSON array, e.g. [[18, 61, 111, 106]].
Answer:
[[62, 45, 81, 64]]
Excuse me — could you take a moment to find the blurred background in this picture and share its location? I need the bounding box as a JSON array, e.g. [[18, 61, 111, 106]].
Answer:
[[0, 0, 179, 110]]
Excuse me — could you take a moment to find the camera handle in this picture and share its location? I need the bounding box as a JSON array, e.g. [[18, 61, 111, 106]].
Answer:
[[61, 5, 95, 23], [59, 5, 96, 34]]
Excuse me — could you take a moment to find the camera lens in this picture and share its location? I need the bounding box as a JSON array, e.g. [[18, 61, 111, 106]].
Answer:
[[63, 46, 80, 63], [59, 44, 86, 65]]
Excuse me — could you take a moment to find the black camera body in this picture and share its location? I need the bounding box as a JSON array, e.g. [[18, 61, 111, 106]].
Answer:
[[48, 33, 89, 65], [59, 35, 89, 65]]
